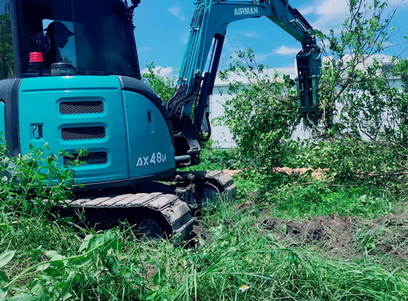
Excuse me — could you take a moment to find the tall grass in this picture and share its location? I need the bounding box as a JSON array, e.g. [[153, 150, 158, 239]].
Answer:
[[1, 200, 406, 300], [0, 146, 406, 300]]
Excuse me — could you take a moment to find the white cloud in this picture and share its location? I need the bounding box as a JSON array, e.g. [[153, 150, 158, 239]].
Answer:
[[275, 45, 300, 55], [141, 66, 174, 77], [168, 6, 187, 21], [238, 31, 258, 38], [300, 0, 349, 31], [138, 46, 151, 54], [168, 6, 180, 17], [255, 53, 271, 62], [389, 0, 408, 6], [301, 0, 408, 31], [181, 32, 189, 45]]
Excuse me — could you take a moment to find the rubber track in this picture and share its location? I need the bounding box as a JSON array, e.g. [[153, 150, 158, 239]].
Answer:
[[66, 192, 195, 238], [175, 170, 237, 198], [203, 170, 237, 197]]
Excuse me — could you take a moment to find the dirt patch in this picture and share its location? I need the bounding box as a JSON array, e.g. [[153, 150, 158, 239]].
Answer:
[[194, 198, 407, 264], [261, 214, 408, 262], [262, 215, 358, 256], [359, 214, 408, 260]]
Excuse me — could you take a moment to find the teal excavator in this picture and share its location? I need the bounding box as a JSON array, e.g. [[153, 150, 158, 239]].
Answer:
[[0, 0, 321, 238]]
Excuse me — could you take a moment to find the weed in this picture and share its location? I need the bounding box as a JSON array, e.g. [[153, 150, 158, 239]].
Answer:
[[0, 143, 75, 217], [0, 133, 406, 300], [1, 190, 406, 300]]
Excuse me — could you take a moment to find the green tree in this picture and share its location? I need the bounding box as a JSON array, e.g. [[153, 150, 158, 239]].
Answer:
[[141, 63, 176, 101], [0, 3, 13, 79], [396, 58, 408, 91], [219, 49, 299, 170], [218, 0, 407, 185], [316, 0, 406, 144], [393, 58, 408, 144]]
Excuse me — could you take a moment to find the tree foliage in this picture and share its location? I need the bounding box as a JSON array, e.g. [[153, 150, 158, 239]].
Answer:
[[141, 63, 176, 102], [218, 49, 299, 170], [0, 3, 13, 79], [316, 0, 406, 144], [219, 0, 407, 186]]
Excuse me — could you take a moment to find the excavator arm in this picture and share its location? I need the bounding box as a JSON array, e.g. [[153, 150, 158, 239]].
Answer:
[[166, 0, 321, 166]]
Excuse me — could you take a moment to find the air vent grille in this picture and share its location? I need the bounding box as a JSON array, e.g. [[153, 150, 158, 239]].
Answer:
[[64, 152, 108, 165], [62, 126, 105, 140], [60, 101, 104, 114]]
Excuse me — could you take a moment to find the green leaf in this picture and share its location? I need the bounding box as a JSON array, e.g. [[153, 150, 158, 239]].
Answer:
[[7, 294, 37, 301], [45, 250, 64, 261], [0, 289, 6, 301], [0, 251, 15, 268], [0, 271, 9, 284], [36, 262, 50, 272], [30, 281, 49, 301], [144, 291, 159, 301], [62, 292, 73, 301], [78, 234, 93, 252]]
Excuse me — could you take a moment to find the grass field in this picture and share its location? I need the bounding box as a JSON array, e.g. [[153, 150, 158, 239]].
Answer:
[[0, 148, 407, 300]]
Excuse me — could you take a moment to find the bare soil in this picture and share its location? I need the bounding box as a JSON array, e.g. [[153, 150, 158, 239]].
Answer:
[[261, 213, 408, 263], [195, 200, 407, 265]]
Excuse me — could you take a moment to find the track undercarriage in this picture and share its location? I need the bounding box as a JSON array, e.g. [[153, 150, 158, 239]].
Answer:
[[65, 171, 236, 239]]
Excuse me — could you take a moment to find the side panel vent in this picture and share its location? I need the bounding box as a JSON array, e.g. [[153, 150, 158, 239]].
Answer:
[[62, 126, 106, 140], [60, 101, 104, 114], [64, 152, 108, 165]]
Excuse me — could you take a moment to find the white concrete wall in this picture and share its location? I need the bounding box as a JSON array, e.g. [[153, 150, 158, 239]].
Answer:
[[209, 86, 236, 148]]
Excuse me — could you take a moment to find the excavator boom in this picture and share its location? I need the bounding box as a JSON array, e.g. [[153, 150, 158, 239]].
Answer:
[[167, 0, 321, 166]]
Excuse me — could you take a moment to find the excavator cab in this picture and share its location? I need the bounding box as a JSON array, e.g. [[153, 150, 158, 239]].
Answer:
[[10, 0, 139, 78]]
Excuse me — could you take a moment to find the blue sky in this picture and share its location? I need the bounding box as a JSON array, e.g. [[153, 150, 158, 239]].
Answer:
[[133, 0, 408, 76]]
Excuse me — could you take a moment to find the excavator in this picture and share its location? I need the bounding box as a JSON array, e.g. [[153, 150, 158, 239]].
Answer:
[[0, 0, 321, 239]]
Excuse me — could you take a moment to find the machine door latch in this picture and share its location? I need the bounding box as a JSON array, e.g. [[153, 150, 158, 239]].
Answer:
[[31, 124, 43, 139]]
